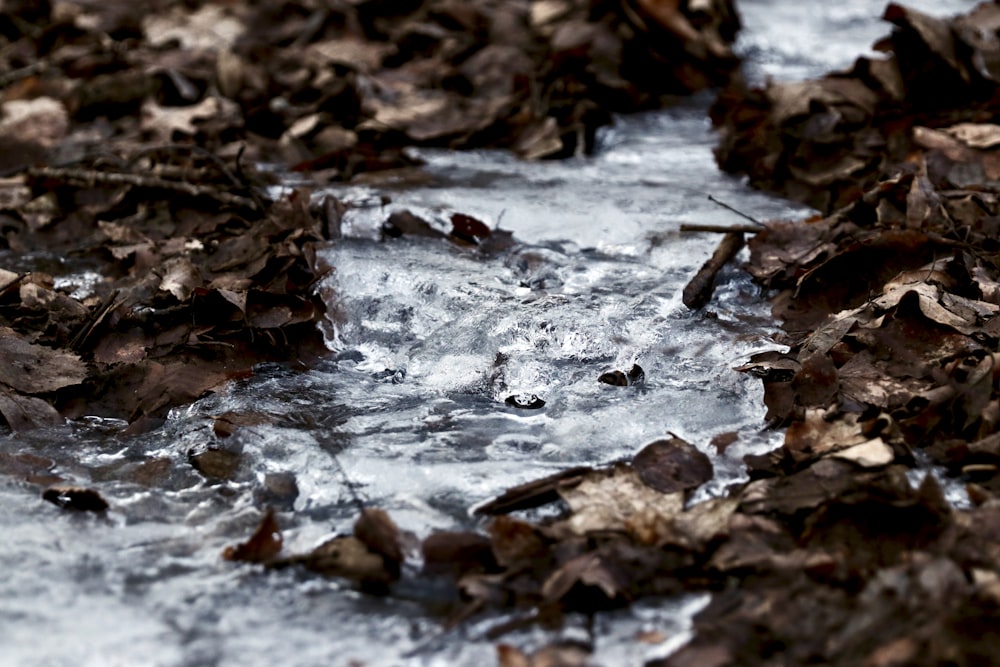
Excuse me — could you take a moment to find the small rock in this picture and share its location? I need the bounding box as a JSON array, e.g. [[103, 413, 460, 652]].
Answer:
[[255, 471, 299, 510], [42, 485, 109, 512], [632, 436, 713, 494], [188, 445, 242, 480], [598, 364, 645, 386], [598, 370, 628, 386], [505, 394, 546, 409]]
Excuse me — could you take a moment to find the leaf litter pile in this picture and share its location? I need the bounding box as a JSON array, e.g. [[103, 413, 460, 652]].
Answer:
[[225, 4, 1000, 664], [0, 5, 738, 442], [6, 0, 1000, 665]]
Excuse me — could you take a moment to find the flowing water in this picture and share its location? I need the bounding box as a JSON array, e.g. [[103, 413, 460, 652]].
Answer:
[[0, 2, 976, 666]]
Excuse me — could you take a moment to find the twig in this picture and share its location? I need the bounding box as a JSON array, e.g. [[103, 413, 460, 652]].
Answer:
[[129, 143, 268, 213], [328, 447, 367, 516], [401, 599, 485, 659], [681, 223, 762, 234], [25, 166, 257, 209], [0, 61, 48, 89], [473, 466, 591, 515], [70, 289, 121, 352], [682, 231, 745, 309], [707, 195, 764, 227]]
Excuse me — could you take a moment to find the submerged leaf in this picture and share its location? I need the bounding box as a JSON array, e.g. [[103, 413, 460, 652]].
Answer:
[[222, 508, 282, 563]]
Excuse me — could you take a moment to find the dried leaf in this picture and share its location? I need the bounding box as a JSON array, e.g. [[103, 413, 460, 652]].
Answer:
[[222, 508, 282, 563], [632, 437, 713, 494], [475, 466, 592, 515], [422, 530, 496, 577], [829, 438, 895, 468], [558, 466, 684, 536], [354, 508, 404, 576], [785, 409, 872, 464], [0, 389, 64, 431], [281, 536, 391, 588], [0, 328, 87, 394], [541, 551, 620, 602]]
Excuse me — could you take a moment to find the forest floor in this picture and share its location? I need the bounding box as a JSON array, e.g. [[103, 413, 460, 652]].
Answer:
[[3, 1, 1000, 665]]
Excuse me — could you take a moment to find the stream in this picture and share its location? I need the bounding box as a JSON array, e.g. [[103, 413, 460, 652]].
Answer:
[[0, 2, 975, 666]]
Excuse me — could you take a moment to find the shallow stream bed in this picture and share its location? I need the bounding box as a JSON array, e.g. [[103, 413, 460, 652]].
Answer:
[[0, 2, 975, 665]]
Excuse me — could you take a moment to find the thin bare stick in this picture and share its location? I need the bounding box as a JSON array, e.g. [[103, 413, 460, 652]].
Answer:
[[681, 223, 761, 234], [0, 61, 47, 88], [70, 289, 121, 352], [707, 195, 764, 227], [26, 166, 257, 209], [129, 143, 267, 213]]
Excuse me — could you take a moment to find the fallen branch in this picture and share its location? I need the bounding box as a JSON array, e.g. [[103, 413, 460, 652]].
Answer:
[[680, 223, 761, 233], [25, 166, 258, 209], [707, 194, 763, 226], [682, 231, 744, 309], [0, 61, 47, 88]]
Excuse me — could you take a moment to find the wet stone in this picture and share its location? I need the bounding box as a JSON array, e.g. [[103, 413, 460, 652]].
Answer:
[[255, 471, 299, 511], [333, 349, 365, 363], [598, 370, 629, 386], [188, 445, 242, 480], [42, 485, 109, 512], [371, 368, 407, 384], [598, 364, 645, 386], [0, 452, 62, 486], [505, 394, 546, 410]]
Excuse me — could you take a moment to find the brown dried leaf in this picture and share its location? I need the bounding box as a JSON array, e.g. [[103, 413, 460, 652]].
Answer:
[[632, 437, 713, 494], [141, 96, 238, 142], [0, 327, 87, 394], [143, 4, 244, 50], [558, 465, 684, 536], [791, 353, 839, 409], [354, 508, 403, 575], [282, 536, 392, 589], [667, 497, 740, 549], [158, 256, 202, 301], [422, 531, 496, 577], [633, 0, 699, 43], [829, 439, 895, 468], [541, 551, 620, 602], [222, 508, 282, 563], [0, 388, 64, 431], [838, 352, 928, 410], [872, 281, 996, 335], [944, 123, 1000, 150], [497, 643, 592, 667], [785, 408, 874, 464], [488, 515, 549, 568], [475, 466, 592, 515]]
